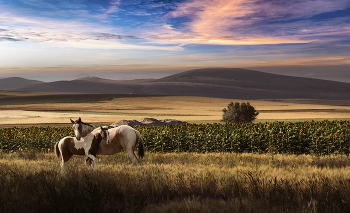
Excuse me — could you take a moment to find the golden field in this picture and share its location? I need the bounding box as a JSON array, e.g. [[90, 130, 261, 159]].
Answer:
[[2, 92, 350, 212], [1, 92, 350, 126], [2, 151, 350, 212]]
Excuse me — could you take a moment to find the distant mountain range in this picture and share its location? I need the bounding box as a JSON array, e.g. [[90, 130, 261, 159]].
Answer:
[[249, 65, 350, 83], [0, 77, 43, 90], [1, 68, 350, 100]]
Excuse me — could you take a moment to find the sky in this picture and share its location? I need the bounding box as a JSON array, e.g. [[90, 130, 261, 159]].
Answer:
[[0, 0, 349, 81]]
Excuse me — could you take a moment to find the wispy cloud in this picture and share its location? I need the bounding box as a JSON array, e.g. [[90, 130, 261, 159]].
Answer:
[[2, 0, 348, 46], [0, 37, 22, 42], [92, 33, 139, 40], [99, 0, 121, 19], [0, 11, 181, 50], [18, 0, 60, 9], [150, 0, 350, 45], [0, 0, 349, 78], [250, 0, 350, 20], [57, 39, 182, 51]]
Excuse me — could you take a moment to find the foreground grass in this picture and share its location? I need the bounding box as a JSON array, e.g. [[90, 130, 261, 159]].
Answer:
[[1, 152, 350, 212]]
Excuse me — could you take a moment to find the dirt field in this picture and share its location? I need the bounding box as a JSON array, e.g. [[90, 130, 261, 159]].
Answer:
[[1, 93, 350, 126]]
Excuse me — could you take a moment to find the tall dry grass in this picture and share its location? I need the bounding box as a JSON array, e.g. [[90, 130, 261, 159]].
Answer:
[[1, 151, 350, 212]]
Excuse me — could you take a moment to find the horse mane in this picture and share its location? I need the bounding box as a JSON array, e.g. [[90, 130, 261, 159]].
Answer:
[[81, 121, 95, 128], [74, 118, 95, 128], [91, 127, 102, 135], [73, 118, 96, 138]]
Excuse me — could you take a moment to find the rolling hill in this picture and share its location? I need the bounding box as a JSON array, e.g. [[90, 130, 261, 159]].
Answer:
[[3, 68, 350, 100], [0, 77, 43, 90]]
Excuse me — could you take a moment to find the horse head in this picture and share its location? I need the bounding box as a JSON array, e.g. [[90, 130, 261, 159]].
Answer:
[[99, 126, 110, 144], [70, 117, 95, 140]]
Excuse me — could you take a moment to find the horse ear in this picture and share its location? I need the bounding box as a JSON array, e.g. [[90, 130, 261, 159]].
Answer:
[[78, 117, 81, 122], [70, 118, 75, 124]]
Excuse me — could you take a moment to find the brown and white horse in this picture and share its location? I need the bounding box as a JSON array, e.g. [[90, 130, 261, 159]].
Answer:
[[70, 117, 95, 140], [54, 126, 109, 169], [70, 118, 145, 167]]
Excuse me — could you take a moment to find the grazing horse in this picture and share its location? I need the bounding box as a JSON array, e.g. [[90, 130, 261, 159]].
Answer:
[[70, 118, 145, 166], [54, 126, 109, 169]]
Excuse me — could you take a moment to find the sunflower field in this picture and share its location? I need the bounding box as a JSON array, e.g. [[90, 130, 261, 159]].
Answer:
[[0, 126, 73, 153], [1, 120, 350, 155]]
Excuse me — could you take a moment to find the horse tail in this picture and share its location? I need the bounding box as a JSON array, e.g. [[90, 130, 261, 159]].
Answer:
[[135, 130, 145, 158], [54, 141, 61, 158]]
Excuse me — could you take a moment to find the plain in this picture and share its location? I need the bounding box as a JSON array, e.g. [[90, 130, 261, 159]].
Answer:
[[1, 91, 350, 126], [2, 151, 350, 212], [2, 92, 350, 212]]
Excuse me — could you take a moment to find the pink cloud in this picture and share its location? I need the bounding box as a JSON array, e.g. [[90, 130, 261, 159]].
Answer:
[[157, 0, 350, 45], [169, 0, 254, 37], [160, 0, 314, 45], [98, 0, 121, 19]]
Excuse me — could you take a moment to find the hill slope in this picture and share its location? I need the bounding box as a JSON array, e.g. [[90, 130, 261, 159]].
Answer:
[[8, 68, 350, 100], [0, 77, 43, 90], [150, 68, 350, 100]]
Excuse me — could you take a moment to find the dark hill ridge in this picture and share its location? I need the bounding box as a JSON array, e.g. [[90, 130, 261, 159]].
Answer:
[[76, 77, 150, 84], [15, 79, 139, 94], [150, 68, 350, 100], [156, 68, 347, 92], [6, 68, 350, 100], [0, 77, 43, 90]]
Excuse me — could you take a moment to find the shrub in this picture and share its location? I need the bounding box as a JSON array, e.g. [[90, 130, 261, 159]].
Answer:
[[221, 102, 259, 123]]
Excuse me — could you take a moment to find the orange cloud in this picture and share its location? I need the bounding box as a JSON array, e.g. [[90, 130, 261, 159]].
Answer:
[[268, 57, 350, 66], [191, 0, 253, 37], [165, 37, 313, 45], [161, 0, 314, 45]]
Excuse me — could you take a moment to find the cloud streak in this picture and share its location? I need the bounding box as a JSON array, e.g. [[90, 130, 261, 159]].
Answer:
[[0, 11, 181, 50], [156, 0, 350, 45], [2, 0, 348, 46], [0, 0, 349, 80], [0, 37, 22, 42]]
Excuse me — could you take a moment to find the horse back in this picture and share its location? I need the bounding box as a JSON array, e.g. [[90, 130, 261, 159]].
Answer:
[[96, 127, 126, 155], [60, 137, 86, 155]]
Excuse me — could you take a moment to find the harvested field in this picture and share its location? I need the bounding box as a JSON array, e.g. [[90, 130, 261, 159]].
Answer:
[[1, 92, 350, 126]]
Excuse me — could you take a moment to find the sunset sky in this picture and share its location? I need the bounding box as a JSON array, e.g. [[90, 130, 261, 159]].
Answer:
[[0, 0, 349, 81]]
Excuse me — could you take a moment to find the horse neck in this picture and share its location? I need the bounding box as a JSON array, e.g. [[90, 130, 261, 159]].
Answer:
[[88, 128, 104, 141], [81, 132, 94, 142], [81, 125, 95, 137], [93, 133, 103, 143]]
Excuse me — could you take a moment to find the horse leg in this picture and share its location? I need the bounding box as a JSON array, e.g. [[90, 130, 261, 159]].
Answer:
[[60, 157, 65, 170], [126, 149, 139, 167], [85, 154, 97, 169], [61, 153, 73, 170], [85, 157, 93, 168]]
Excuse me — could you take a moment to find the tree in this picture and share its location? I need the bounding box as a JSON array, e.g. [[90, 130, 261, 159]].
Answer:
[[221, 102, 259, 123]]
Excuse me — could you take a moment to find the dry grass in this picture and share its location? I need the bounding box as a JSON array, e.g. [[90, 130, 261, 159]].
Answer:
[[1, 151, 350, 212], [1, 95, 350, 126]]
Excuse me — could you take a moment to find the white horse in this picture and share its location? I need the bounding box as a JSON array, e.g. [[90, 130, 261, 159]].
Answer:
[[54, 126, 109, 169], [70, 118, 145, 166]]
